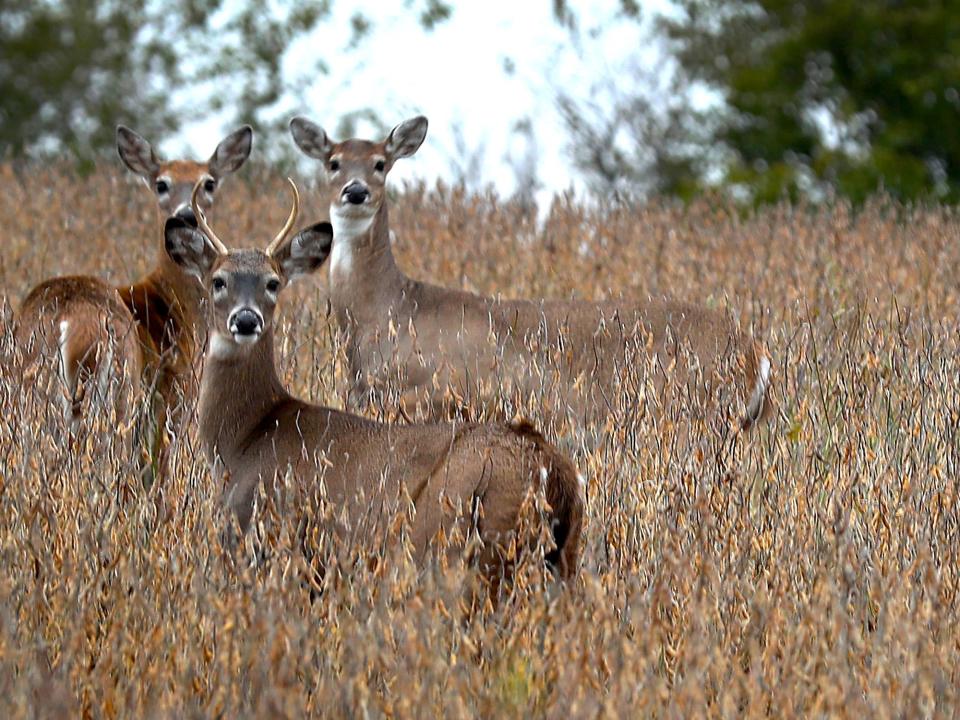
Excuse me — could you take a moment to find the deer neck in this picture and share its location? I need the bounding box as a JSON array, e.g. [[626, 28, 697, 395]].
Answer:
[[199, 330, 289, 464], [149, 250, 207, 328], [328, 201, 404, 317], [118, 246, 209, 364]]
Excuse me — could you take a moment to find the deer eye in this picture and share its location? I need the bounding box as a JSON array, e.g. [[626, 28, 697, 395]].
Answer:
[[211, 277, 226, 292], [374, 160, 385, 172], [204, 178, 216, 193], [156, 180, 169, 194], [265, 278, 281, 293], [329, 159, 340, 172]]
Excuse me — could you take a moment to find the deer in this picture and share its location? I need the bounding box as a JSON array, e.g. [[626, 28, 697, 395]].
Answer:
[[161, 178, 584, 587], [288, 116, 774, 430], [15, 125, 253, 485]]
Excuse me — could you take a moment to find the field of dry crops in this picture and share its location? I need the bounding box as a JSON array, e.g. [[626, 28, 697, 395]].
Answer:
[[1, 162, 959, 717]]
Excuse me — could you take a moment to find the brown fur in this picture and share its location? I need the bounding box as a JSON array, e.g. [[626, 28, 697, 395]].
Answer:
[[14, 131, 250, 484], [509, 418, 584, 578], [166, 223, 584, 585], [202, 306, 584, 584], [15, 247, 206, 482], [291, 123, 774, 428], [17, 276, 142, 422], [335, 204, 773, 426], [161, 160, 216, 183]]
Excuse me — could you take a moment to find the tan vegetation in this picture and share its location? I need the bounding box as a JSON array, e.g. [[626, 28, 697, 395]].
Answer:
[[1, 163, 958, 717]]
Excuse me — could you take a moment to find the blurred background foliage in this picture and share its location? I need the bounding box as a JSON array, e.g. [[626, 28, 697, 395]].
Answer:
[[2, 0, 958, 205], [0, 0, 451, 168], [663, 0, 960, 204]]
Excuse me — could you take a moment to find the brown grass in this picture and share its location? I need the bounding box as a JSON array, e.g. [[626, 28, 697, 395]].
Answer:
[[0, 162, 958, 717]]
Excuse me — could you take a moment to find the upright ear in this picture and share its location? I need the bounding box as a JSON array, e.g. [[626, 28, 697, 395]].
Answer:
[[117, 125, 161, 178], [289, 117, 333, 161], [271, 222, 333, 281], [208, 125, 253, 178], [164, 217, 222, 281], [385, 116, 428, 160]]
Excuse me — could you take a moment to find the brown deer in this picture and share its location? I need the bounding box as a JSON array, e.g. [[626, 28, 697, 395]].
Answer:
[[162, 179, 583, 584], [288, 116, 773, 429], [15, 125, 252, 484]]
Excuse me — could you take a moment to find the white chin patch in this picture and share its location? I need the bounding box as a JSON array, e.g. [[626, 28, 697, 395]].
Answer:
[[330, 205, 374, 237], [232, 332, 261, 345], [330, 205, 374, 277], [209, 333, 238, 359], [208, 331, 260, 359]]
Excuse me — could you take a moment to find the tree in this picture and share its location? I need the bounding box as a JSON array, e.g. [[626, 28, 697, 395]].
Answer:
[[0, 0, 173, 161], [664, 0, 960, 204], [551, 1, 708, 201], [557, 65, 707, 201], [0, 0, 450, 164]]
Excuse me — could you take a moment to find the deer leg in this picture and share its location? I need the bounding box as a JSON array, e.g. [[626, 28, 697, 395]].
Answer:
[[407, 452, 488, 567], [55, 320, 85, 441]]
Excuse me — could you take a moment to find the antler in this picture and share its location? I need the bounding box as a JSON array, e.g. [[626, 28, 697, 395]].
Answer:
[[266, 178, 300, 255], [190, 179, 229, 254]]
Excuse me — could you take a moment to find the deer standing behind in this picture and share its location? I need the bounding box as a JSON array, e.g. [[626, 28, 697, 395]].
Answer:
[[15, 125, 252, 485], [289, 116, 773, 430], [162, 180, 583, 587]]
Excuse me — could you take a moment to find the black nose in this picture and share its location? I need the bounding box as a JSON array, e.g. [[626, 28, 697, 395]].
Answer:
[[343, 182, 369, 205], [230, 309, 262, 336], [175, 206, 198, 228]]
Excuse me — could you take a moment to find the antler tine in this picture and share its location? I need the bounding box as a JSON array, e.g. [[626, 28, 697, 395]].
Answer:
[[266, 178, 300, 255], [190, 179, 229, 255]]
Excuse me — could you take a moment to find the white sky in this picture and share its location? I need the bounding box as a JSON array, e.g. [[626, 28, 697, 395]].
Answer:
[[166, 1, 677, 205]]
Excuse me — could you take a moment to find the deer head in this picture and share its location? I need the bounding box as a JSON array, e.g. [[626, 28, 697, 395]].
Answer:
[[288, 115, 428, 230], [162, 179, 332, 357], [117, 125, 253, 225]]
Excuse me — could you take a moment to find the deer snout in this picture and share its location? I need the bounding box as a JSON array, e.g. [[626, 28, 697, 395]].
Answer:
[[342, 181, 370, 205], [173, 204, 198, 228], [228, 308, 263, 341]]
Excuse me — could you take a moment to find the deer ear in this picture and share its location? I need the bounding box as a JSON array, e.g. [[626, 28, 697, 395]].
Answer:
[[289, 117, 333, 161], [271, 222, 333, 281], [117, 125, 160, 179], [385, 116, 428, 160], [164, 217, 221, 280], [208, 125, 253, 178]]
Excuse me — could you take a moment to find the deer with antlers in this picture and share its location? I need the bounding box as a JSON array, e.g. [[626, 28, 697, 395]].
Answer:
[[15, 125, 252, 485], [162, 178, 584, 585], [288, 116, 773, 429]]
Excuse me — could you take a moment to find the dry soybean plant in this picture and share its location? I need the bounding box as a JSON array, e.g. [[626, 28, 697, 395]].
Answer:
[[0, 163, 958, 717]]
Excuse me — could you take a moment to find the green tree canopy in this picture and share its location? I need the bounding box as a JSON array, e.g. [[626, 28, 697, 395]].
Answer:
[[665, 0, 960, 204]]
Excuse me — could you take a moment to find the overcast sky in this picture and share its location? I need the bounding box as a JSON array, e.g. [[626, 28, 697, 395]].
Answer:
[[164, 0, 676, 205]]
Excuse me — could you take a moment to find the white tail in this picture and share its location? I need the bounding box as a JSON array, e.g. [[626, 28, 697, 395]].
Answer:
[[15, 126, 253, 485], [162, 180, 584, 587], [289, 116, 774, 428]]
